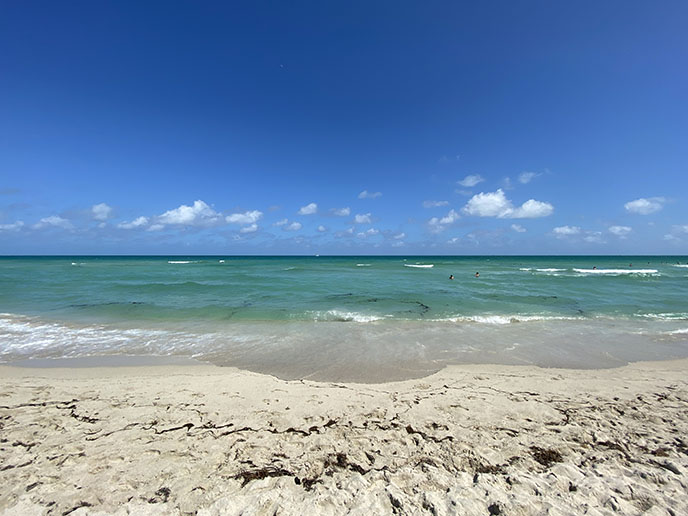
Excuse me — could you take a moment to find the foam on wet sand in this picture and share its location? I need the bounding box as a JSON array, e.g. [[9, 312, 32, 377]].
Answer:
[[1, 359, 687, 515]]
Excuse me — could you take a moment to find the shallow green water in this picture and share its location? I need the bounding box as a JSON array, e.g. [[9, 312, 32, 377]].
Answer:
[[1, 256, 687, 380]]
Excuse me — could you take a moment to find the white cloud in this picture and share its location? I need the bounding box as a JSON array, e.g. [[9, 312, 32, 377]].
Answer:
[[609, 225, 632, 238], [664, 234, 679, 241], [393, 232, 406, 239], [274, 219, 288, 227], [317, 225, 327, 232], [226, 210, 263, 225], [358, 190, 382, 199], [118, 216, 149, 229], [239, 223, 258, 233], [457, 174, 484, 188], [422, 200, 449, 208], [357, 228, 379, 238], [462, 189, 553, 218], [297, 203, 318, 215], [147, 224, 164, 232], [553, 226, 581, 237], [674, 225, 688, 233], [428, 209, 460, 233], [158, 200, 221, 226], [0, 221, 24, 231], [511, 224, 526, 233], [518, 172, 539, 184], [439, 209, 460, 224], [510, 199, 554, 218], [33, 215, 73, 230], [333, 207, 350, 216], [624, 197, 665, 215], [91, 203, 113, 221], [354, 213, 372, 224], [584, 232, 605, 244], [283, 221, 302, 231]]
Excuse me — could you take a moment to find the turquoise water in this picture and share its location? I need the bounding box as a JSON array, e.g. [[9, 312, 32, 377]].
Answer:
[[1, 256, 687, 381]]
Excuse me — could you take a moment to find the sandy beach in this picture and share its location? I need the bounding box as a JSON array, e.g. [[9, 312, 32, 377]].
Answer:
[[1, 359, 687, 515]]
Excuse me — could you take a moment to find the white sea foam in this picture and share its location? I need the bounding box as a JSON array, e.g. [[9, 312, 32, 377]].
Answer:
[[666, 328, 688, 335], [219, 260, 225, 263], [404, 264, 434, 269], [573, 268, 658, 275], [168, 261, 193, 264], [436, 314, 582, 325], [638, 313, 688, 321], [673, 264, 688, 268], [309, 310, 384, 323], [519, 268, 533, 271], [356, 264, 371, 267], [536, 268, 566, 272]]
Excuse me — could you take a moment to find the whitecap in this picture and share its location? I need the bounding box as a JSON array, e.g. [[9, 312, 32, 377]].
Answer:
[[404, 264, 434, 269], [356, 264, 371, 267], [573, 268, 658, 275], [168, 261, 193, 264], [308, 310, 384, 322]]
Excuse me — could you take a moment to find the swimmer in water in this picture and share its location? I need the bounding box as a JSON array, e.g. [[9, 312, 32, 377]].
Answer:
[[449, 275, 454, 280], [475, 272, 479, 278]]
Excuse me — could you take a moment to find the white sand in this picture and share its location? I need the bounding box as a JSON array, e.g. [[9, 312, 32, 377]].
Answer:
[[1, 360, 687, 515]]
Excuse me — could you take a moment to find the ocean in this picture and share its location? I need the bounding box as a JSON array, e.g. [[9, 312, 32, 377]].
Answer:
[[1, 255, 687, 381]]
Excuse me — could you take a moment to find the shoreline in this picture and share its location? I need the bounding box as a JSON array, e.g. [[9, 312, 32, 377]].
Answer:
[[2, 359, 687, 515]]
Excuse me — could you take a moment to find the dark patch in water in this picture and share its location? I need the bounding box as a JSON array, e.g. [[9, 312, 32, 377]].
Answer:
[[400, 300, 430, 316], [69, 302, 145, 308]]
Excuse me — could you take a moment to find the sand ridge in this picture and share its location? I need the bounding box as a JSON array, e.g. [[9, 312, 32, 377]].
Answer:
[[1, 360, 687, 515]]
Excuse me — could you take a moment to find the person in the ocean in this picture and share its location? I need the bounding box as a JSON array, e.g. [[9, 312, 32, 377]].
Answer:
[[449, 275, 454, 280], [475, 272, 479, 278]]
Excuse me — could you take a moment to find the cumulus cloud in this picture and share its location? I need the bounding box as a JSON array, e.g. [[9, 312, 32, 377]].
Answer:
[[422, 200, 449, 208], [553, 226, 581, 237], [283, 221, 302, 231], [297, 203, 318, 215], [0, 221, 24, 231], [624, 197, 665, 215], [357, 228, 379, 238], [462, 189, 553, 219], [518, 172, 539, 184], [317, 225, 327, 232], [457, 175, 484, 188], [147, 224, 164, 232], [354, 213, 372, 224], [33, 215, 73, 230], [332, 207, 350, 216], [91, 203, 113, 221], [239, 223, 258, 234], [226, 210, 263, 225], [117, 216, 148, 229], [428, 209, 460, 233], [358, 190, 382, 199], [584, 232, 605, 244], [511, 224, 526, 233], [393, 232, 406, 240], [609, 225, 632, 238], [274, 219, 288, 227], [674, 225, 688, 233], [158, 200, 221, 226]]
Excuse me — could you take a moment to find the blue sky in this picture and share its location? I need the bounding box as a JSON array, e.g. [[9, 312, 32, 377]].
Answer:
[[1, 1, 687, 254]]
